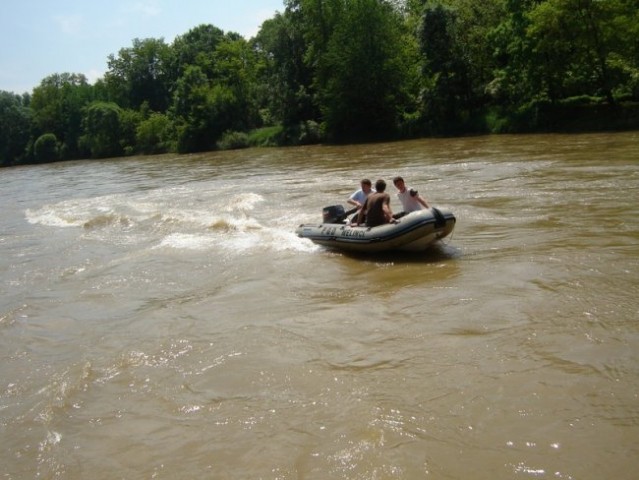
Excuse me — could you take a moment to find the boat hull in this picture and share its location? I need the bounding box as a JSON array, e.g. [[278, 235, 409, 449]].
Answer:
[[296, 208, 455, 253]]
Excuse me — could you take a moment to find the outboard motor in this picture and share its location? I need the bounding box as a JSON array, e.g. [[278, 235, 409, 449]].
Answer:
[[322, 205, 346, 224]]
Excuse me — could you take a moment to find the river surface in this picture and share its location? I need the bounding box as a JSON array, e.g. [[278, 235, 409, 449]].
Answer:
[[1, 132, 638, 479]]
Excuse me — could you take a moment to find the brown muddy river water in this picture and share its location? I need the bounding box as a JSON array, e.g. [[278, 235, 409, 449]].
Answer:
[[1, 132, 638, 479]]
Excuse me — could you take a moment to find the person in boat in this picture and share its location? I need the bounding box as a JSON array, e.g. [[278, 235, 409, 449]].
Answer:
[[347, 178, 375, 210], [347, 178, 375, 223], [354, 179, 394, 227], [392, 176, 430, 218]]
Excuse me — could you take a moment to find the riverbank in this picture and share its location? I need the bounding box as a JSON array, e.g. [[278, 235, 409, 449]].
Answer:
[[243, 101, 639, 149], [3, 103, 639, 168], [489, 101, 639, 134]]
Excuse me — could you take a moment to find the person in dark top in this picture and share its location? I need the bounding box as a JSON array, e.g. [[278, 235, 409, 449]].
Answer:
[[355, 179, 393, 227]]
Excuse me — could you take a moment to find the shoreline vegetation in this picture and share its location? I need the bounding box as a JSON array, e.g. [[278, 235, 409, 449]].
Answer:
[[2, 0, 638, 168]]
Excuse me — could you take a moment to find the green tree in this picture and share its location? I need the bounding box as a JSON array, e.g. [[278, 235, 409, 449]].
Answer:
[[30, 73, 93, 159], [253, 11, 317, 127], [525, 0, 638, 104], [212, 36, 259, 130], [0, 91, 31, 166], [417, 3, 472, 132], [611, 0, 639, 99], [33, 133, 59, 163], [80, 101, 123, 158], [104, 38, 173, 112], [287, 0, 342, 62], [317, 0, 412, 141], [487, 0, 540, 108], [170, 66, 228, 152], [119, 107, 145, 155], [170, 65, 208, 152], [171, 24, 225, 80], [170, 32, 258, 155], [447, 0, 505, 106], [136, 112, 171, 154]]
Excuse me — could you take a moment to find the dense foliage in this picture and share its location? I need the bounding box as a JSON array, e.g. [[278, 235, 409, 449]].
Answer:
[[2, 0, 638, 167]]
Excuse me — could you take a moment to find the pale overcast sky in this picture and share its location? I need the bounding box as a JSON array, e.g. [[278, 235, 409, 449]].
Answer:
[[1, 0, 284, 94]]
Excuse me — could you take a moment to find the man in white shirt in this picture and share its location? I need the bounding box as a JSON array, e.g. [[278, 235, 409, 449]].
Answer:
[[393, 176, 430, 214], [347, 178, 375, 210], [346, 178, 375, 222]]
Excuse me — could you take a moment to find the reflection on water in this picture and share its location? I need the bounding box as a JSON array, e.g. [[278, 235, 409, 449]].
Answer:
[[1, 132, 638, 479]]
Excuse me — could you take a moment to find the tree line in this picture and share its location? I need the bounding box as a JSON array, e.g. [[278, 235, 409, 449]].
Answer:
[[2, 0, 638, 167]]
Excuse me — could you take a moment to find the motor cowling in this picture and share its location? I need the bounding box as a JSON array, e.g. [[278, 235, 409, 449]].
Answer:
[[322, 205, 346, 224]]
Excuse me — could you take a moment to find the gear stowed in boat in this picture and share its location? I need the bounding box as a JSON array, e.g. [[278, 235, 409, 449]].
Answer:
[[296, 205, 456, 253]]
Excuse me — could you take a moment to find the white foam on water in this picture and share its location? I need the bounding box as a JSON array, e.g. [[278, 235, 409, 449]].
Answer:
[[24, 189, 316, 254], [26, 202, 87, 227], [222, 192, 264, 214], [26, 190, 262, 230], [156, 233, 217, 251], [26, 194, 139, 229], [264, 226, 320, 253]]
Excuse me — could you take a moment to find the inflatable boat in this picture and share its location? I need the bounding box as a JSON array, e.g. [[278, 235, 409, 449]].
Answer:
[[296, 205, 456, 253]]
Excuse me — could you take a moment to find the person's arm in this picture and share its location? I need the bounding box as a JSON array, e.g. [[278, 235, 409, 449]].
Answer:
[[383, 198, 393, 223], [354, 200, 367, 225], [417, 195, 430, 209], [410, 188, 430, 209], [347, 191, 362, 209]]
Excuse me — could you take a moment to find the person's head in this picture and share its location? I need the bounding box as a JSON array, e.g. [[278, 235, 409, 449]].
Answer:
[[361, 179, 372, 192], [375, 179, 386, 193], [393, 176, 406, 191]]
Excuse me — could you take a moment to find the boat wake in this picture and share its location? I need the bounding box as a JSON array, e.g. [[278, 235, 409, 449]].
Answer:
[[25, 189, 313, 254]]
